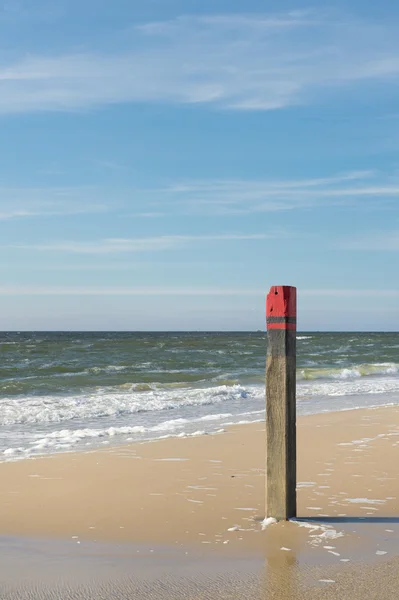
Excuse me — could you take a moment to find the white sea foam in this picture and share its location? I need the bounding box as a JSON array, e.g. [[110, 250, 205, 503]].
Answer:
[[1, 365, 398, 432], [297, 375, 399, 398], [28, 419, 205, 449], [1, 381, 397, 460], [261, 517, 277, 529], [155, 458, 189, 462], [346, 498, 385, 505], [85, 365, 129, 374], [150, 418, 188, 432], [199, 413, 233, 421], [297, 482, 316, 488], [298, 363, 398, 381], [1, 416, 217, 458], [0, 384, 262, 427], [292, 520, 344, 547]]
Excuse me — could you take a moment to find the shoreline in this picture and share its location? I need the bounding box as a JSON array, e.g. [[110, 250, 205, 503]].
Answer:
[[0, 405, 397, 546], [0, 404, 398, 598], [2, 395, 398, 464]]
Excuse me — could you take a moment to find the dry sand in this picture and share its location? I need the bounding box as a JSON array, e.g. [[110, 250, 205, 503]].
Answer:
[[0, 404, 398, 598]]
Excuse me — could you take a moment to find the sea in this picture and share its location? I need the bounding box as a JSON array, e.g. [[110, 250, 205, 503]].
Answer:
[[0, 332, 398, 461]]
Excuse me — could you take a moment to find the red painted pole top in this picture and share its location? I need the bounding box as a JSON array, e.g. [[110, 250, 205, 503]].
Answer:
[[266, 286, 297, 320]]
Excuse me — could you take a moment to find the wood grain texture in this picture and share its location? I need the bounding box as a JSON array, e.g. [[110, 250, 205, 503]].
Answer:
[[266, 354, 296, 519], [266, 286, 297, 520]]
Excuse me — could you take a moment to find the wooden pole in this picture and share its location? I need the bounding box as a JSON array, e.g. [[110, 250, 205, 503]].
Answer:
[[266, 285, 297, 520]]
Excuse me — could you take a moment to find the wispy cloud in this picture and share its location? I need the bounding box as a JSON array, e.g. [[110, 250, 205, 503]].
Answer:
[[3, 170, 397, 220], [0, 286, 265, 296], [0, 209, 35, 220], [127, 212, 167, 219], [0, 263, 145, 271], [338, 231, 399, 251], [301, 289, 399, 297], [1, 11, 399, 113], [0, 286, 397, 297], [11, 233, 278, 254], [140, 170, 398, 215], [0, 206, 106, 220], [0, 185, 112, 220]]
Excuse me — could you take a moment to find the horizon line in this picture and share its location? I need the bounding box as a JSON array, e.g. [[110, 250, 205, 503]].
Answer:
[[0, 330, 397, 334]]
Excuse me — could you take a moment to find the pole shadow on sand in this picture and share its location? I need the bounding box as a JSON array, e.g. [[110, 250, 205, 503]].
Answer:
[[292, 517, 399, 524]]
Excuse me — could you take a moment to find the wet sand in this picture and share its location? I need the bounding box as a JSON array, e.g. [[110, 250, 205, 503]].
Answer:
[[1, 535, 399, 600], [0, 404, 398, 598]]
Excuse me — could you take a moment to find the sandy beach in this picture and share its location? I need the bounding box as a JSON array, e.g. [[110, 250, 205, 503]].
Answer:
[[0, 404, 398, 598]]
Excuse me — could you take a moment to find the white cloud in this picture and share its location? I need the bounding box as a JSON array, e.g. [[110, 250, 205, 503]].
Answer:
[[301, 289, 399, 297], [11, 232, 277, 254], [145, 170, 398, 215], [0, 209, 35, 220], [1, 11, 399, 113], [0, 286, 264, 296], [338, 231, 399, 250], [0, 285, 397, 297], [2, 170, 397, 221], [0, 263, 143, 271], [0, 206, 105, 220], [0, 185, 113, 219], [128, 212, 167, 218]]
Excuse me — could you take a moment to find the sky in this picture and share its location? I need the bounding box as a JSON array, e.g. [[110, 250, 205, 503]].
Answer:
[[0, 0, 398, 331]]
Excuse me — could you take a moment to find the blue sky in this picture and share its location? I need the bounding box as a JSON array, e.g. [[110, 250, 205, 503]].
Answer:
[[0, 0, 398, 330]]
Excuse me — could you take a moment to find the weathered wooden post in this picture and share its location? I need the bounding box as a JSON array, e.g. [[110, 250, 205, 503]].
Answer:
[[266, 285, 297, 520]]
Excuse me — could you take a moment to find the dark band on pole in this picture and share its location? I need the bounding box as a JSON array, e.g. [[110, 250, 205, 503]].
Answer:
[[266, 316, 297, 331], [266, 317, 297, 324]]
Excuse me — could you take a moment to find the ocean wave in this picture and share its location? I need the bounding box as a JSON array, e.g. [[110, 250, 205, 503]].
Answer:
[[1, 411, 248, 459], [298, 377, 399, 398], [85, 365, 128, 374], [27, 418, 191, 447], [298, 363, 398, 381], [210, 378, 240, 387], [1, 361, 399, 427], [1, 426, 218, 458], [199, 413, 233, 421], [0, 384, 261, 427]]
